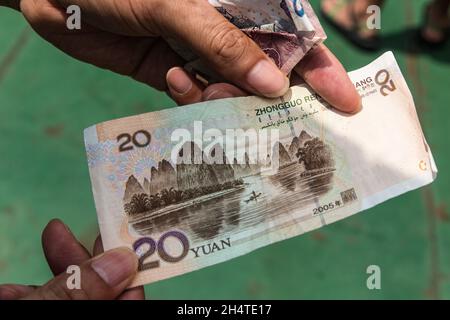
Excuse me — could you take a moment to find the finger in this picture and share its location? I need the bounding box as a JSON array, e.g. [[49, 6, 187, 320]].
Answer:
[[25, 248, 138, 300], [20, 0, 68, 31], [166, 67, 204, 105], [20, 0, 184, 91], [54, 0, 155, 36], [295, 44, 361, 113], [132, 40, 185, 91], [54, 0, 290, 98], [92, 235, 145, 300], [42, 219, 91, 275], [118, 286, 145, 300], [0, 284, 36, 300], [202, 83, 248, 101], [155, 0, 290, 98]]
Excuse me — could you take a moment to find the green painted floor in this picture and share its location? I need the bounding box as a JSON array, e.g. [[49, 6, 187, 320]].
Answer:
[[1, 0, 449, 299]]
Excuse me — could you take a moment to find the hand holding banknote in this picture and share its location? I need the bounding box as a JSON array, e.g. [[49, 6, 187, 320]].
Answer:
[[3, 0, 360, 112], [0, 220, 144, 300], [85, 52, 436, 287]]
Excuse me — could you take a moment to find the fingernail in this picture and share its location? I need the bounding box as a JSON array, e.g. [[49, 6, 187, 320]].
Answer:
[[167, 68, 193, 95], [246, 60, 290, 97], [91, 248, 137, 287], [204, 90, 235, 101]]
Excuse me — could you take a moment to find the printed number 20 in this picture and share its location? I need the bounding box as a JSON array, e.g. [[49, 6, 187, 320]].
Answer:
[[375, 69, 396, 96], [133, 231, 190, 271], [117, 130, 151, 152]]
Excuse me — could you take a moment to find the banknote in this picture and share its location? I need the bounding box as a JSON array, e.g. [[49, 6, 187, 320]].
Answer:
[[166, 0, 326, 82], [84, 52, 437, 287]]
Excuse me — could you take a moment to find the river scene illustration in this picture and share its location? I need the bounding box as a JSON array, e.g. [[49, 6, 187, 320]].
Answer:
[[123, 131, 335, 243]]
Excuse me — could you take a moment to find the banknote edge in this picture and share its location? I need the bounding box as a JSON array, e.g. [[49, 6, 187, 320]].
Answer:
[[127, 170, 435, 288]]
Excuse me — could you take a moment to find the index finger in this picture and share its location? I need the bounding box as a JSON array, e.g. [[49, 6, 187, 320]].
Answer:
[[295, 44, 361, 114], [42, 219, 92, 275]]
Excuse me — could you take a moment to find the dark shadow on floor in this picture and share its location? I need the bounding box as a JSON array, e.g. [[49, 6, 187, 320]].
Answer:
[[380, 27, 450, 64]]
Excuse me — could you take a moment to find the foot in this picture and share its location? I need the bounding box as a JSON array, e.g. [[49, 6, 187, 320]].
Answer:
[[321, 0, 380, 40], [421, 2, 449, 44]]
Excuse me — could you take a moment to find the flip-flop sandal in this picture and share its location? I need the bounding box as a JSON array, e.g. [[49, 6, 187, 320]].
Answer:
[[418, 4, 449, 48], [320, 0, 381, 51]]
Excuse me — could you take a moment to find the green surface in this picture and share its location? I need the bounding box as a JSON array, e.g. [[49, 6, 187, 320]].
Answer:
[[0, 0, 449, 299]]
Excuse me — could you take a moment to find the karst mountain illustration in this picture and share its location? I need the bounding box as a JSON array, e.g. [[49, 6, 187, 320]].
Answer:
[[123, 130, 335, 222]]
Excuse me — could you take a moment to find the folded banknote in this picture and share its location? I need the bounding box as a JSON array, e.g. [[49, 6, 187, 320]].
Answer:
[[84, 52, 437, 287], [167, 0, 326, 82]]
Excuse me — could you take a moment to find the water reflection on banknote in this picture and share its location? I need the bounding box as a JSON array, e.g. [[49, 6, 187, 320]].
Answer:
[[84, 52, 437, 287]]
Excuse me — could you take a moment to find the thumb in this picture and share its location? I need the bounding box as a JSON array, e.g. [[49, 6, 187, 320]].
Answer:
[[53, 0, 290, 98], [25, 248, 138, 300], [157, 1, 290, 98]]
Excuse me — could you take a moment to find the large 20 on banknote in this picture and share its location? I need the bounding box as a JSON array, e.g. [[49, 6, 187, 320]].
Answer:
[[84, 52, 437, 287]]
